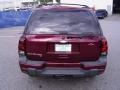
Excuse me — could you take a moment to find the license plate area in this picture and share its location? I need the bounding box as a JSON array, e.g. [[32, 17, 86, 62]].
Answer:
[[55, 44, 72, 52]]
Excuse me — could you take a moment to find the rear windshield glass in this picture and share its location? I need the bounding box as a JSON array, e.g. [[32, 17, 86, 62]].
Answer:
[[26, 10, 101, 35]]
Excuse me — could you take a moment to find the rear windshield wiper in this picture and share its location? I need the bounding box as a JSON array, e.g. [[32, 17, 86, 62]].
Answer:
[[80, 32, 98, 37], [58, 31, 69, 35]]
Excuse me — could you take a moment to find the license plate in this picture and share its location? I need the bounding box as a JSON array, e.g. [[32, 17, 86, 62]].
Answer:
[[55, 44, 72, 52]]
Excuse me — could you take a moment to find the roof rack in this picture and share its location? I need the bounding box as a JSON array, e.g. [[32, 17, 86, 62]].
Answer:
[[60, 3, 89, 8], [36, 3, 89, 8]]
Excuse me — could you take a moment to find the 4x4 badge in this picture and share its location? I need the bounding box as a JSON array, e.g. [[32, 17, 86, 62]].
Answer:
[[88, 43, 95, 46]]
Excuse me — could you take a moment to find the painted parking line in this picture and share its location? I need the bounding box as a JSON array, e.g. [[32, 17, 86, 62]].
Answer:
[[0, 36, 20, 37]]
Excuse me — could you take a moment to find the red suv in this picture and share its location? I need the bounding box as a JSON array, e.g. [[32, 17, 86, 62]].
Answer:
[[18, 4, 108, 77]]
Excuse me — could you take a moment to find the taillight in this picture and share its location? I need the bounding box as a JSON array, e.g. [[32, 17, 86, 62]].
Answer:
[[101, 37, 108, 56], [18, 35, 26, 56]]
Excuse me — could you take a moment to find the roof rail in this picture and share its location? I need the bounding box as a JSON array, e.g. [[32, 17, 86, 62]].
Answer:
[[36, 3, 89, 8], [60, 3, 89, 8]]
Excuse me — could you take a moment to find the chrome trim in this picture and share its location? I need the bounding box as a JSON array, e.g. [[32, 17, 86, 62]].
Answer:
[[60, 40, 67, 43], [27, 53, 42, 57]]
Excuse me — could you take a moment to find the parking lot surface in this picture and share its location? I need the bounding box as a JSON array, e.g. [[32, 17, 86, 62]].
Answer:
[[0, 15, 120, 90]]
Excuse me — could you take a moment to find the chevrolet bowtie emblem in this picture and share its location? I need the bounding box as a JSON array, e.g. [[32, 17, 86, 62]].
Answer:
[[60, 40, 67, 43]]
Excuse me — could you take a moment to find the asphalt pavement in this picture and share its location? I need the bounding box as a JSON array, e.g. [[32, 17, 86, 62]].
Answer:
[[0, 15, 120, 90]]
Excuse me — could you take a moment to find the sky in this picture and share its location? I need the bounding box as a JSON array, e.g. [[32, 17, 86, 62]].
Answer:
[[0, 0, 35, 2], [0, 0, 23, 1]]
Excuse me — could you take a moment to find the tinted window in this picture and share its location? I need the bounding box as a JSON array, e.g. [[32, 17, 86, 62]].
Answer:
[[26, 10, 101, 35]]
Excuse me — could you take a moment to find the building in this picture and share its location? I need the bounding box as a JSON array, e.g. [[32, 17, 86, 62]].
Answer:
[[61, 0, 120, 15], [0, 0, 120, 14], [0, 0, 36, 11]]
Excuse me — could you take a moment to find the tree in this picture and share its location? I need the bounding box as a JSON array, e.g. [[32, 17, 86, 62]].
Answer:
[[36, 0, 60, 5], [56, 0, 60, 3], [37, 0, 52, 5]]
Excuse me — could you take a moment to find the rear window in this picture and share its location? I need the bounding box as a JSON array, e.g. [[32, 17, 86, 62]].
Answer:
[[26, 9, 101, 35]]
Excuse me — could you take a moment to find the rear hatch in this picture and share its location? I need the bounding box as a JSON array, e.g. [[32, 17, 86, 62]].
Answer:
[[24, 8, 102, 62], [25, 34, 101, 62]]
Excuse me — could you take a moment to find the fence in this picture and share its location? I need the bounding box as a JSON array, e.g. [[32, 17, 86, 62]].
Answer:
[[0, 10, 31, 28]]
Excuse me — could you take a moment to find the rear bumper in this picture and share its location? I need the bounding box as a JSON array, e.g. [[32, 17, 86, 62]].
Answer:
[[19, 55, 107, 76], [26, 68, 104, 77]]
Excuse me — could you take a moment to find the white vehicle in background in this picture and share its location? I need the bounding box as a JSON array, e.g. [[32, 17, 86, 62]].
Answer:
[[16, 7, 32, 11], [14, 7, 21, 11], [3, 8, 15, 11]]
